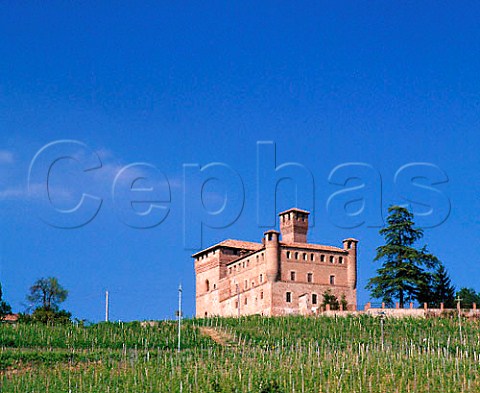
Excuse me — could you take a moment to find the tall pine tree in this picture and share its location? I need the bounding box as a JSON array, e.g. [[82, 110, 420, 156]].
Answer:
[[432, 263, 455, 308], [366, 206, 439, 307]]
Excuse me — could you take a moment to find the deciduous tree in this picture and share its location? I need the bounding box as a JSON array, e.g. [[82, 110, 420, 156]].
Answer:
[[27, 277, 68, 311], [456, 288, 480, 309]]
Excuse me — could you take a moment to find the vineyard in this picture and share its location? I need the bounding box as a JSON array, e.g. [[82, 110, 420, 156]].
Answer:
[[1, 315, 480, 392]]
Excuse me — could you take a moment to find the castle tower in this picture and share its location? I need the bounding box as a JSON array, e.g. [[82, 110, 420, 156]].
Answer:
[[264, 230, 280, 282], [279, 208, 309, 243], [343, 238, 358, 290]]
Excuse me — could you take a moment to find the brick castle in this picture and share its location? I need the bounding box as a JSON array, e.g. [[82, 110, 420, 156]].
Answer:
[[193, 208, 358, 317]]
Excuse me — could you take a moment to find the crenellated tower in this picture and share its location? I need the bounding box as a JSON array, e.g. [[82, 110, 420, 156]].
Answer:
[[279, 208, 309, 243]]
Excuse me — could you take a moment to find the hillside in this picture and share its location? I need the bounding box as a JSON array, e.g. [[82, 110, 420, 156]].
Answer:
[[1, 315, 480, 392]]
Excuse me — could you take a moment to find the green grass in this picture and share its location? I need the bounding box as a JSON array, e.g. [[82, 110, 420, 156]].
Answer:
[[1, 316, 480, 392]]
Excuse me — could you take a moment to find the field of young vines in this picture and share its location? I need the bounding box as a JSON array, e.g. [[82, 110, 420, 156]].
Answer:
[[1, 315, 480, 392]]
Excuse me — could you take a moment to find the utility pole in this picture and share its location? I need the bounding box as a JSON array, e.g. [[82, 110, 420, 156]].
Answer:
[[456, 295, 463, 344], [105, 291, 109, 322], [177, 284, 182, 352], [379, 311, 386, 350]]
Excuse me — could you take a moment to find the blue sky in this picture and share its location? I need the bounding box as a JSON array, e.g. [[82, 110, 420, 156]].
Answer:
[[1, 2, 479, 321]]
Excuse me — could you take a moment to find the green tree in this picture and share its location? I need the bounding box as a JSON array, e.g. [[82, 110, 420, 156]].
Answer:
[[0, 283, 12, 319], [416, 263, 455, 307], [322, 290, 340, 310], [431, 263, 455, 308], [31, 308, 72, 325], [366, 206, 439, 307], [27, 277, 68, 311], [456, 288, 480, 309]]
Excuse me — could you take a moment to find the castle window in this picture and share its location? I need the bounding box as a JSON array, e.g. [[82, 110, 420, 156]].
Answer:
[[310, 253, 314, 261], [205, 280, 210, 292], [312, 294, 318, 305], [294, 252, 299, 260], [330, 275, 335, 285], [286, 292, 292, 303], [303, 253, 307, 260], [229, 267, 232, 274], [330, 256, 334, 263], [348, 241, 352, 249], [242, 262, 245, 268], [260, 291, 264, 300], [235, 301, 238, 309], [339, 257, 344, 264], [213, 284, 217, 289], [259, 274, 263, 283], [205, 311, 208, 317], [290, 271, 296, 281], [244, 297, 248, 305], [244, 280, 248, 289], [247, 260, 250, 267], [286, 251, 291, 259], [307, 273, 313, 283], [321, 255, 325, 262], [256, 255, 259, 262]]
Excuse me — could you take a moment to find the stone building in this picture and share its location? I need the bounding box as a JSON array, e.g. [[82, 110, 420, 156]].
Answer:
[[193, 208, 358, 317]]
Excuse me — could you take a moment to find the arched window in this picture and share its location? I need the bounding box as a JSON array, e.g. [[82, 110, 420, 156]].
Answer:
[[286, 251, 291, 259], [294, 252, 299, 260], [303, 253, 307, 260], [310, 253, 315, 261], [205, 280, 210, 292], [330, 275, 335, 285], [321, 255, 325, 262], [330, 256, 334, 263], [339, 257, 344, 264]]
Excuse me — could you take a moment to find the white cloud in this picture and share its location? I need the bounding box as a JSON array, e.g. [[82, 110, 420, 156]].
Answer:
[[0, 183, 73, 201], [0, 150, 14, 164], [0, 146, 180, 201]]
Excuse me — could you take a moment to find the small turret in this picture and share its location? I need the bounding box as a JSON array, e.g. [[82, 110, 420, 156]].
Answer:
[[264, 230, 280, 282], [343, 238, 358, 290]]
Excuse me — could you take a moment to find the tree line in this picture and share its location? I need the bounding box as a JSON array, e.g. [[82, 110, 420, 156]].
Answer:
[[1, 205, 479, 323], [366, 205, 479, 309], [0, 277, 71, 324]]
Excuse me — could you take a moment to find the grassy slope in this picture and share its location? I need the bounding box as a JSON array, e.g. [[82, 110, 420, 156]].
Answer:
[[1, 316, 480, 392]]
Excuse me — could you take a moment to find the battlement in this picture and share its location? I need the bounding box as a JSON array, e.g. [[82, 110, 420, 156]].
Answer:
[[279, 208, 309, 243]]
